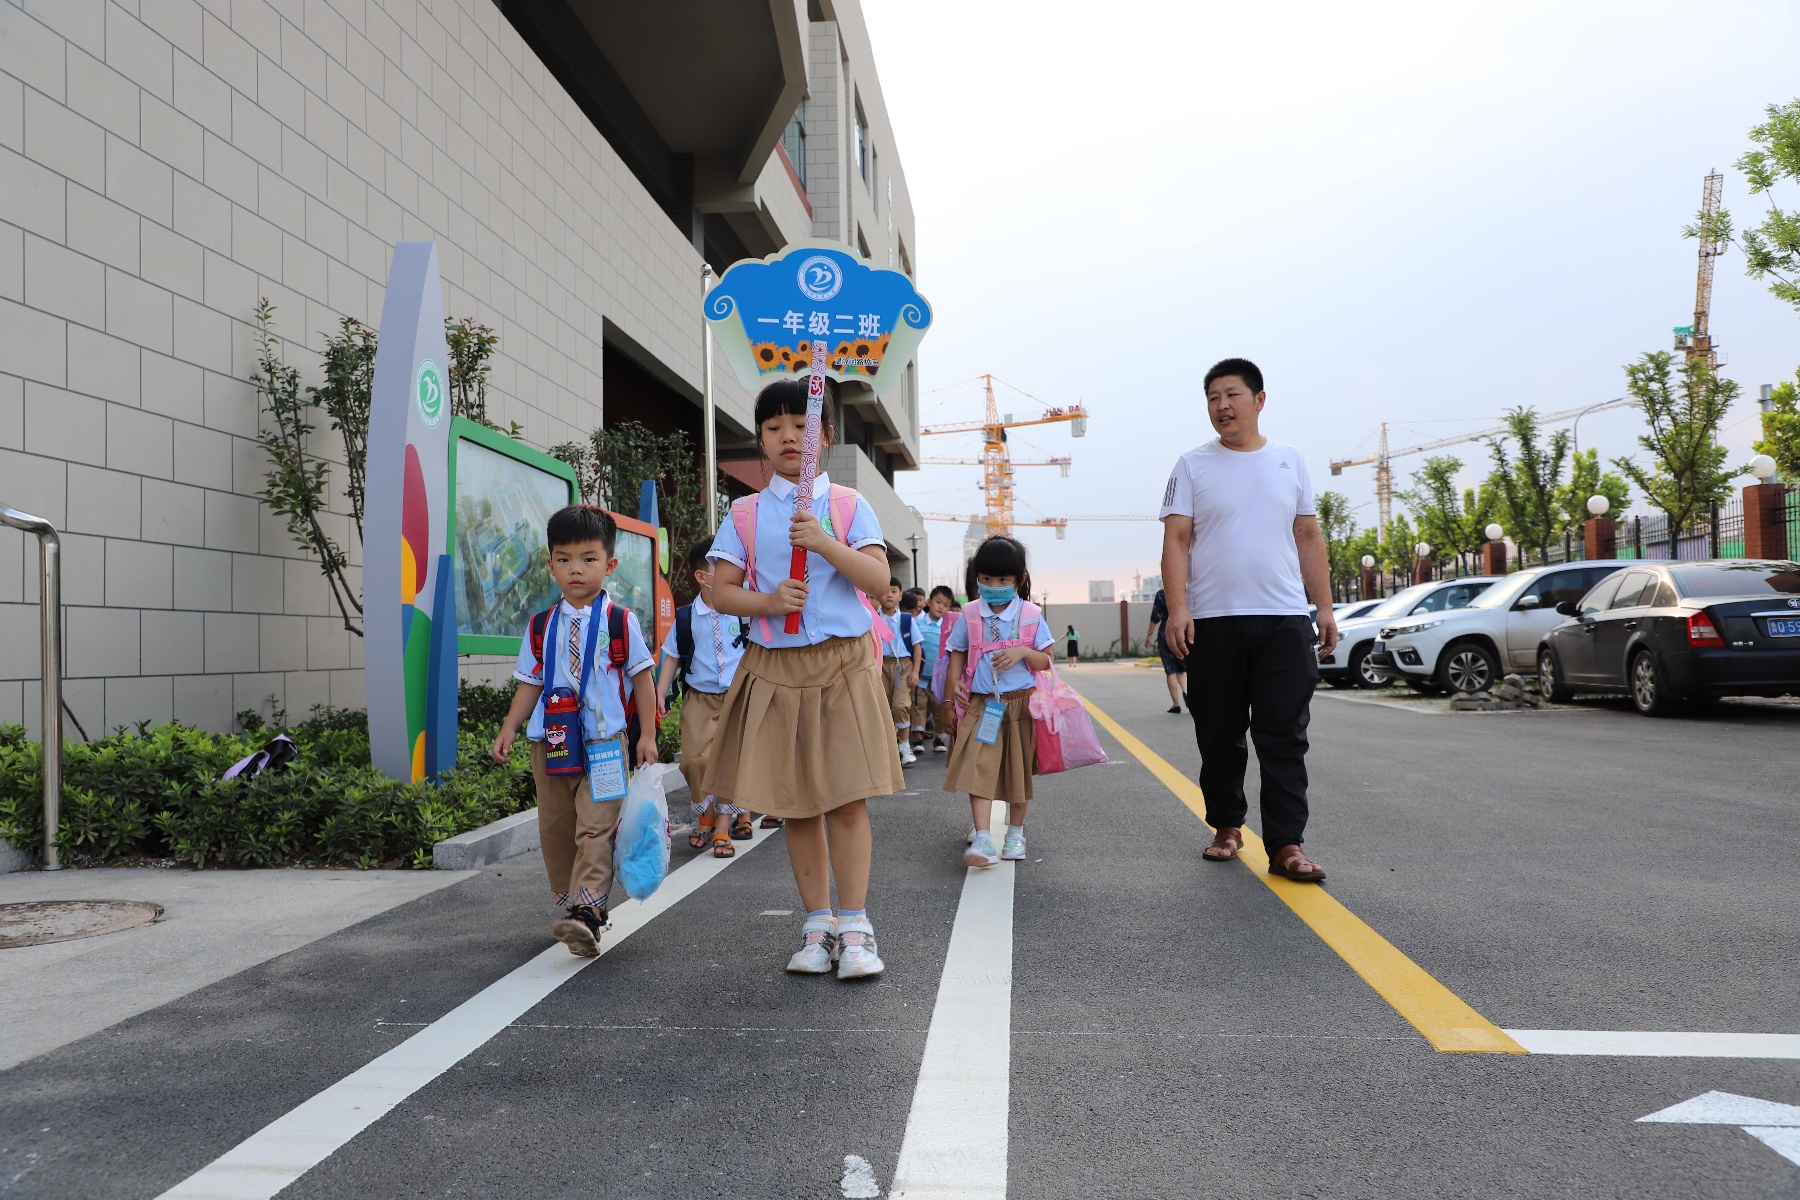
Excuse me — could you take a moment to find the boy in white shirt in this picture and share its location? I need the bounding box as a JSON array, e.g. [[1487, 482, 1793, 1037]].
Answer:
[[878, 578, 922, 765], [492, 506, 658, 957], [656, 537, 750, 857]]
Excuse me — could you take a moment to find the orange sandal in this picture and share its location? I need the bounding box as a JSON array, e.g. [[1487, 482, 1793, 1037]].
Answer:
[[1202, 825, 1243, 862], [711, 833, 736, 858]]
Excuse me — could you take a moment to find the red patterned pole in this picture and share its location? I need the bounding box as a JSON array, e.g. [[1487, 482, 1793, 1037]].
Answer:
[[785, 338, 830, 633]]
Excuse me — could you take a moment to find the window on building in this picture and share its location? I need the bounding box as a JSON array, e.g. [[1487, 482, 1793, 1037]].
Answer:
[[780, 103, 806, 186], [854, 98, 868, 181]]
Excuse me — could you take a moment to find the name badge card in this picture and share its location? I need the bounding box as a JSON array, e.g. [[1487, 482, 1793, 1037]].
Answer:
[[587, 738, 628, 802], [975, 697, 1006, 745]]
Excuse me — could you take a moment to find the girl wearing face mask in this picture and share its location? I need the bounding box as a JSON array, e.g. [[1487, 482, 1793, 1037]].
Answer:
[[943, 536, 1057, 867]]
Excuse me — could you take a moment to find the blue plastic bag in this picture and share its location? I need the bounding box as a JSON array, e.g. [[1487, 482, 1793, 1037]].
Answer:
[[615, 763, 675, 900]]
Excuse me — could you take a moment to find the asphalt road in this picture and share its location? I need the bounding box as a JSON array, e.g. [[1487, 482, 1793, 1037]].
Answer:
[[2, 664, 1796, 1199]]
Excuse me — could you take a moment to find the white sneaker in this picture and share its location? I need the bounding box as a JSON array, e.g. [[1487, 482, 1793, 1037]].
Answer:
[[785, 913, 837, 974], [965, 825, 977, 845], [963, 830, 999, 867], [836, 916, 885, 979], [899, 743, 916, 766], [1001, 829, 1027, 861]]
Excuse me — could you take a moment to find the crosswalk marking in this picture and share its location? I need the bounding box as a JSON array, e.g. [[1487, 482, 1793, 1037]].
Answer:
[[154, 825, 776, 1200], [889, 801, 1014, 1199]]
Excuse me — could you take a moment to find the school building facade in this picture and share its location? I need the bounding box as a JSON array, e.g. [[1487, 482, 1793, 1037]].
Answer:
[[0, 0, 927, 738]]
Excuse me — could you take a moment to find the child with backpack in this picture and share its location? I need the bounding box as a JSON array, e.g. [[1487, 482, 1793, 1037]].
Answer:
[[492, 505, 659, 957], [704, 377, 903, 980], [878, 579, 923, 766], [916, 586, 954, 753], [943, 536, 1055, 867], [655, 537, 752, 858]]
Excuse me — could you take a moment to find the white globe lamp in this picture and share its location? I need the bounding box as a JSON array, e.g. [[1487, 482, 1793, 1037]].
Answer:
[[1586, 494, 1610, 517], [1415, 542, 1432, 558], [1360, 554, 1376, 569], [1484, 523, 1504, 542], [1751, 454, 1779, 481]]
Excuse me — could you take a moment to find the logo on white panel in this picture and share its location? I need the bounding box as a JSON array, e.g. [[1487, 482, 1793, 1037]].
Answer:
[[416, 359, 444, 427], [797, 255, 843, 302]]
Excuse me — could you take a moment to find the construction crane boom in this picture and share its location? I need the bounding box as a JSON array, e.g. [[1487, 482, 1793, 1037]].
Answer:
[[1330, 395, 1639, 541], [1676, 169, 1725, 370]]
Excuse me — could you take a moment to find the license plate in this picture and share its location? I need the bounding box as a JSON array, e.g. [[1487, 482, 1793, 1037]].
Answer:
[[1768, 617, 1800, 638]]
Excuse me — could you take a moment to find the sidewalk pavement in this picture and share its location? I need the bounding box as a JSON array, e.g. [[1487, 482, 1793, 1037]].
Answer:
[[0, 865, 473, 1070]]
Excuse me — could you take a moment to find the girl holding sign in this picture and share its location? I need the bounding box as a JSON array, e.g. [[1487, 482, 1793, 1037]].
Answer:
[[704, 378, 903, 981], [944, 536, 1057, 867]]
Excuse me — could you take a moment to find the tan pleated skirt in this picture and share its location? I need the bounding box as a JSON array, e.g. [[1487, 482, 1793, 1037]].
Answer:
[[943, 688, 1037, 803], [703, 636, 906, 817], [677, 688, 727, 800]]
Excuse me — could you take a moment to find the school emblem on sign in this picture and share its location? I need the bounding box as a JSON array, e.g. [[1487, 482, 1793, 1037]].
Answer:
[[704, 240, 932, 397], [416, 359, 444, 428]]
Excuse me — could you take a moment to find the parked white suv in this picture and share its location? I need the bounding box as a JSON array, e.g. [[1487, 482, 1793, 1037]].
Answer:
[[1320, 576, 1500, 688], [1372, 562, 1634, 694]]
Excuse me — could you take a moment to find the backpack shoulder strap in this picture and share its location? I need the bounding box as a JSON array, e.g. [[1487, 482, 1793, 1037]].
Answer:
[[826, 484, 858, 546], [527, 606, 557, 677], [608, 600, 629, 668], [675, 604, 694, 672], [1018, 600, 1043, 644], [730, 495, 759, 585]]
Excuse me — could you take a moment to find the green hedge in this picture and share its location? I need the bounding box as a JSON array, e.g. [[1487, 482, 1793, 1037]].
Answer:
[[0, 682, 539, 870]]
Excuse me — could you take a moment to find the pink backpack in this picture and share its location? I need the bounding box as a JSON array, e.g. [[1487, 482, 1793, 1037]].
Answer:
[[730, 484, 894, 658], [954, 601, 1043, 721]]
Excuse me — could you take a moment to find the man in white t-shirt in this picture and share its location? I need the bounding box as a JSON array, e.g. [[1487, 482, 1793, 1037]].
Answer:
[[1158, 358, 1338, 883]]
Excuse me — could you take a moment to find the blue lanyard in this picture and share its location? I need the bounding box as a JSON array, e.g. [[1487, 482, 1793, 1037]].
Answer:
[[544, 600, 605, 709]]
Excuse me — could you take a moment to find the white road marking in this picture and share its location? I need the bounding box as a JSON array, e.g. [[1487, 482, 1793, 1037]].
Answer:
[[1639, 1090, 1800, 1167], [154, 826, 775, 1200], [841, 1153, 882, 1198], [1507, 1030, 1800, 1058], [889, 801, 1013, 1200]]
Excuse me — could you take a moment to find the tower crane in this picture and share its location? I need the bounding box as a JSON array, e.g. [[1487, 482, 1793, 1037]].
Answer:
[[1673, 168, 1725, 371], [918, 373, 1087, 537], [1331, 396, 1639, 543]]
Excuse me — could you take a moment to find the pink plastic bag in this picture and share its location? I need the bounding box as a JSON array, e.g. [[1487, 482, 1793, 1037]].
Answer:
[[1029, 666, 1108, 774]]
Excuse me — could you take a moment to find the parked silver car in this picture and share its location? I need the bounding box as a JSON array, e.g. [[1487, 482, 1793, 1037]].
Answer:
[[1319, 577, 1500, 688]]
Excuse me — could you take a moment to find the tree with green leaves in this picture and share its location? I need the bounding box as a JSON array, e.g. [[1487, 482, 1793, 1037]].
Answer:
[[1396, 455, 1497, 575], [1553, 449, 1632, 538], [1755, 370, 1800, 480], [1485, 407, 1570, 566], [1314, 490, 1360, 598], [1612, 351, 1739, 548], [1687, 99, 1800, 314]]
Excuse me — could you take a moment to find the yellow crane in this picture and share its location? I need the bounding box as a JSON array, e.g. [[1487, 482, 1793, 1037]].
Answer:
[[919, 373, 1087, 537], [1674, 168, 1725, 370]]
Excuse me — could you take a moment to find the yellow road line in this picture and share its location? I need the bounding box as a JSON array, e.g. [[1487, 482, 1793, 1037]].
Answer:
[[1077, 692, 1525, 1055]]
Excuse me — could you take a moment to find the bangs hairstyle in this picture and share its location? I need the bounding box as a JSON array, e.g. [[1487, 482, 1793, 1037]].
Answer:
[[753, 376, 838, 447], [546, 504, 617, 555], [965, 535, 1031, 605], [685, 536, 715, 575]]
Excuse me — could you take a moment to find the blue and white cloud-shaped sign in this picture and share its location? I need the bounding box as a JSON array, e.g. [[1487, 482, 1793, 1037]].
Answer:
[[704, 240, 932, 399]]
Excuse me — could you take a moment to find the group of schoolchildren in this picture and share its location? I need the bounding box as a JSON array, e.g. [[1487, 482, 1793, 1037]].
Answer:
[[492, 377, 1055, 980]]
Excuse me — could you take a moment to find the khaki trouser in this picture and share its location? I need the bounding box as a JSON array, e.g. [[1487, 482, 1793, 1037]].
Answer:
[[532, 738, 624, 910], [882, 658, 913, 729]]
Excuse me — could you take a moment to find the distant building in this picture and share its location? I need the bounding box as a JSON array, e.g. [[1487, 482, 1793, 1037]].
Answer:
[[1127, 573, 1162, 602], [1089, 580, 1115, 603]]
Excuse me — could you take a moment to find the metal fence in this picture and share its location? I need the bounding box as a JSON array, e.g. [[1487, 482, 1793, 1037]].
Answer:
[[1339, 485, 1800, 597]]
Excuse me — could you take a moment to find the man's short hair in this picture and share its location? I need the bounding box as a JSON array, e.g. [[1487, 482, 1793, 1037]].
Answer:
[[685, 536, 714, 576], [546, 505, 617, 554], [1204, 357, 1263, 396]]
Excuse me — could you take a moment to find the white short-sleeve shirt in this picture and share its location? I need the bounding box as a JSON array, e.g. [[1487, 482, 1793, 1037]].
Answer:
[[707, 471, 887, 648], [1158, 438, 1315, 619], [511, 593, 655, 741], [656, 594, 744, 695]]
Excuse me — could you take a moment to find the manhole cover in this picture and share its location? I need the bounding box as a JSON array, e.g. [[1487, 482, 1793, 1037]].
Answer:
[[0, 900, 164, 949]]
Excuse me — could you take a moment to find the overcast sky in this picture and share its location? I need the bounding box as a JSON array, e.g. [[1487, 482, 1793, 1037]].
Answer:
[[863, 0, 1800, 602]]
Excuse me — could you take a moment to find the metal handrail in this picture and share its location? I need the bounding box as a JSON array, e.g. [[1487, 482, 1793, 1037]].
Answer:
[[0, 502, 63, 869]]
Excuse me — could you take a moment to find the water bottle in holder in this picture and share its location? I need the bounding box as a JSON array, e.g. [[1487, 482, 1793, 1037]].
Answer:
[[541, 686, 587, 776]]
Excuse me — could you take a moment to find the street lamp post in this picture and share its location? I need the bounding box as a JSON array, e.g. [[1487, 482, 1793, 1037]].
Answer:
[[907, 531, 920, 588], [701, 263, 719, 534]]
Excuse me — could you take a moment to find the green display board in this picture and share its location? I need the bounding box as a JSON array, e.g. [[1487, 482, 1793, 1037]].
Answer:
[[446, 417, 579, 656]]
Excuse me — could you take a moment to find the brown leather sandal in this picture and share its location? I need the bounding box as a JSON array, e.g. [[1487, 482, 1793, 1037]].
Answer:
[[759, 814, 784, 829], [730, 813, 754, 840], [1202, 825, 1243, 862], [1268, 844, 1326, 882]]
